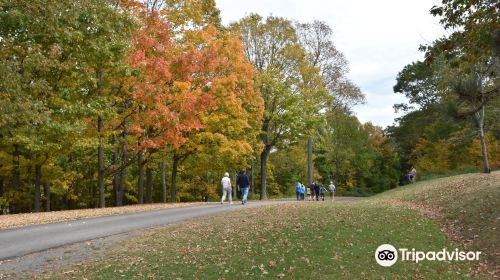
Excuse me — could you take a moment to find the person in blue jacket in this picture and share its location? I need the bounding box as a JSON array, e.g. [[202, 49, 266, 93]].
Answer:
[[295, 181, 302, 200]]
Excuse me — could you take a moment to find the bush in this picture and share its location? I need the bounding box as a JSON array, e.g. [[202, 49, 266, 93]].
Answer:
[[0, 197, 9, 214], [4, 189, 32, 213]]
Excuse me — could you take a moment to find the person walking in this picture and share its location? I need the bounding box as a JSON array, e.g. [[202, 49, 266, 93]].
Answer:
[[314, 182, 320, 201], [221, 172, 232, 204], [319, 185, 327, 201], [300, 183, 305, 200], [409, 167, 417, 183], [328, 181, 336, 202], [295, 181, 302, 201], [306, 184, 312, 200], [237, 169, 250, 205]]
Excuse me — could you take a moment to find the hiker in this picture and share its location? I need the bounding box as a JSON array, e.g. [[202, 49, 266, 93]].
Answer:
[[300, 183, 306, 200], [237, 169, 250, 205], [221, 172, 232, 204], [319, 185, 327, 201], [408, 167, 417, 183], [328, 181, 336, 201], [295, 181, 302, 201], [314, 182, 320, 201], [308, 183, 315, 201]]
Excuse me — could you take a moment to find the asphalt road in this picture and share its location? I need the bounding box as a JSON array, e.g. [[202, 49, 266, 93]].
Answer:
[[0, 201, 291, 261]]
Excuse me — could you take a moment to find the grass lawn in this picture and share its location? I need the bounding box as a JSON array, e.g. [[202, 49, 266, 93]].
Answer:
[[41, 172, 499, 279]]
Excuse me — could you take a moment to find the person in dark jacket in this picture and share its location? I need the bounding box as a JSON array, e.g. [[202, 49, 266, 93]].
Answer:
[[309, 182, 316, 201], [314, 182, 320, 201], [236, 170, 250, 205]]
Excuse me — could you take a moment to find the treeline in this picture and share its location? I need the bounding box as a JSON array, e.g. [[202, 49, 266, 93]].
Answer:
[[388, 0, 499, 179], [270, 111, 399, 197], [0, 0, 403, 214], [0, 0, 264, 213]]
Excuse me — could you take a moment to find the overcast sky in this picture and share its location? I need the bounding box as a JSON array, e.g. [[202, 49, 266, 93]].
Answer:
[[216, 0, 446, 128]]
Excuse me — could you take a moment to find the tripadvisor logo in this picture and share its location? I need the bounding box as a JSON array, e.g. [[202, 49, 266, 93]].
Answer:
[[375, 244, 398, 267], [375, 244, 481, 267]]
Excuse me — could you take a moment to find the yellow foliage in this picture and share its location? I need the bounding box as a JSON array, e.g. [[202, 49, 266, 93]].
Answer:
[[469, 133, 500, 169], [414, 138, 450, 174]]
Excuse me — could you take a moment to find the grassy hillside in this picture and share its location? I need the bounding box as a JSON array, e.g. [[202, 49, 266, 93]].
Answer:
[[41, 172, 499, 279], [374, 171, 499, 276]]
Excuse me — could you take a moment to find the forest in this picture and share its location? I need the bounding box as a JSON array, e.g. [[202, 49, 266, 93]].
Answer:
[[0, 0, 498, 213]]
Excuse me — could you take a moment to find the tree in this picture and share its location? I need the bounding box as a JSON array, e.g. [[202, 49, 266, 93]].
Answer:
[[167, 24, 263, 202], [0, 0, 135, 210], [296, 21, 364, 110], [315, 109, 398, 195], [231, 15, 320, 199], [393, 61, 440, 112], [296, 21, 364, 186], [394, 0, 500, 174]]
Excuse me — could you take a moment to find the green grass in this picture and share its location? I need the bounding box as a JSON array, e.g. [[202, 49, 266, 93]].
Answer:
[[374, 171, 500, 274], [40, 172, 499, 279]]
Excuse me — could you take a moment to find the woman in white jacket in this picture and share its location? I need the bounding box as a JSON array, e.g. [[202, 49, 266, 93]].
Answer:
[[220, 172, 232, 205]]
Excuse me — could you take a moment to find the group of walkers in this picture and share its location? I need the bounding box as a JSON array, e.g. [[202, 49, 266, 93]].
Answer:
[[295, 181, 336, 202], [220, 170, 337, 205], [220, 170, 250, 205]]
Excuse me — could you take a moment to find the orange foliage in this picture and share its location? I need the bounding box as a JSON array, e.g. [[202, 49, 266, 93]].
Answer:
[[125, 2, 220, 150]]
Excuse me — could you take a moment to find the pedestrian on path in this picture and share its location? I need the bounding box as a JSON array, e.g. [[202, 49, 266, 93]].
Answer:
[[328, 181, 336, 202], [314, 182, 320, 201], [221, 172, 232, 204], [295, 181, 302, 201], [308, 183, 314, 201], [237, 169, 250, 205], [319, 185, 327, 201], [300, 183, 305, 200]]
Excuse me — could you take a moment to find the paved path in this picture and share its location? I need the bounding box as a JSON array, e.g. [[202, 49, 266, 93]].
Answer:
[[0, 201, 289, 261], [0, 197, 360, 261]]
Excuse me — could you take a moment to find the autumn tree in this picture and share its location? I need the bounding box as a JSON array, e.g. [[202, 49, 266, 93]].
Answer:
[[231, 15, 323, 199], [166, 25, 263, 202]]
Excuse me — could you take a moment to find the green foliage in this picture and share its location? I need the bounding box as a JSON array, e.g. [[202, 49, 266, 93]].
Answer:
[[0, 197, 9, 214], [313, 109, 398, 196], [391, 0, 500, 178]]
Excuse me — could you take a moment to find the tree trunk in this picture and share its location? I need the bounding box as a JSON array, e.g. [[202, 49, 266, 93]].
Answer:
[[0, 176, 4, 197], [233, 172, 237, 199], [307, 137, 313, 186], [146, 167, 153, 203], [170, 153, 178, 203], [250, 160, 254, 195], [112, 135, 119, 205], [44, 181, 50, 212], [117, 115, 128, 207], [260, 146, 271, 200], [12, 144, 20, 190], [98, 116, 105, 208], [476, 106, 491, 173], [162, 153, 167, 203], [34, 164, 41, 212], [137, 150, 144, 204]]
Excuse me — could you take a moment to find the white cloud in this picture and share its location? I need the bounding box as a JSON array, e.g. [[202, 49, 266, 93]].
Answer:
[[216, 0, 446, 127]]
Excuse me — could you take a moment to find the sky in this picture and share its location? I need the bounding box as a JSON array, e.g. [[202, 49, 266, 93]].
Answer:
[[216, 0, 446, 128]]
